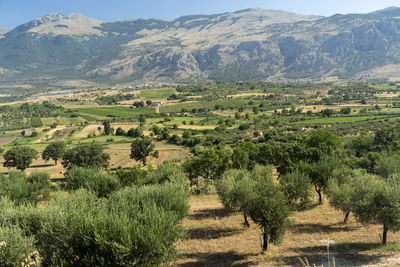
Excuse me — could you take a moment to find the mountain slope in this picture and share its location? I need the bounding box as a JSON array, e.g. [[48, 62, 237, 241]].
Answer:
[[1, 8, 400, 85]]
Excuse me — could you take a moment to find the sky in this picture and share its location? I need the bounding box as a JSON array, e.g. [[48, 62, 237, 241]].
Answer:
[[0, 0, 399, 29]]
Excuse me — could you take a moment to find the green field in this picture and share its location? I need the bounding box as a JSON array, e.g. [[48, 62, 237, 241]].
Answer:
[[73, 106, 156, 119], [139, 88, 176, 99], [294, 115, 398, 125]]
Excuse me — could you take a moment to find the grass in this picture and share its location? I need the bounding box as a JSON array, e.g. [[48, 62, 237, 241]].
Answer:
[[139, 88, 176, 99], [73, 106, 156, 119], [293, 115, 398, 125], [176, 191, 400, 266]]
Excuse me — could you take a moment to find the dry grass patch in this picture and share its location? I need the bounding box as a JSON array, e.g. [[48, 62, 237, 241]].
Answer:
[[75, 124, 103, 139], [177, 192, 400, 266]]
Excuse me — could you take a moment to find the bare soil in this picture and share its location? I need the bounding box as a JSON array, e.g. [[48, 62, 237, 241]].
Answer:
[[177, 192, 400, 266]]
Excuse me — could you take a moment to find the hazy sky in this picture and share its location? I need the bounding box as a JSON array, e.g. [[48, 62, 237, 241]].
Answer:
[[0, 0, 399, 28]]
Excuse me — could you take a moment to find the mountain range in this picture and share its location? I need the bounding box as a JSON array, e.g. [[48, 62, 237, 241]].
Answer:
[[2, 7, 400, 87]]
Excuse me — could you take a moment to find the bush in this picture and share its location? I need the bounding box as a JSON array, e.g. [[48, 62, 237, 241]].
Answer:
[[0, 171, 52, 205], [36, 186, 188, 266], [0, 225, 39, 267], [65, 167, 120, 197], [144, 163, 187, 186], [114, 165, 148, 187], [374, 153, 400, 179]]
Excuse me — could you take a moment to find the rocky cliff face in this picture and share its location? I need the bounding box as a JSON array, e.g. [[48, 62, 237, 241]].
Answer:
[[1, 7, 400, 85]]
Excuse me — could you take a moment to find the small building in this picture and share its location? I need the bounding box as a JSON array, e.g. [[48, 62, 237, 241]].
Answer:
[[152, 102, 163, 107]]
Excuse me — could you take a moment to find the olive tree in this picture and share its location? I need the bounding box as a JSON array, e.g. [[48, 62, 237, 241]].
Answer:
[[279, 169, 312, 209], [297, 155, 341, 205], [326, 167, 362, 223], [351, 173, 400, 245], [215, 169, 255, 227], [248, 169, 292, 251], [374, 153, 400, 179]]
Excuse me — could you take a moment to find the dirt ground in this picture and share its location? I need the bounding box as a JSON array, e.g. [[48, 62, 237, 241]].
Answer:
[[0, 141, 189, 180], [75, 124, 103, 139], [177, 192, 400, 267], [106, 142, 189, 169], [33, 125, 69, 143]]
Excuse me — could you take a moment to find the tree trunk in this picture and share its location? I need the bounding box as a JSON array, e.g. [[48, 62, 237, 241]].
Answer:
[[315, 186, 322, 205], [343, 211, 350, 224], [383, 224, 388, 245], [243, 213, 250, 227], [262, 230, 268, 251]]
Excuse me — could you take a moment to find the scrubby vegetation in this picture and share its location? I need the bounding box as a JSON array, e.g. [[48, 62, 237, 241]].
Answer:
[[2, 81, 400, 265]]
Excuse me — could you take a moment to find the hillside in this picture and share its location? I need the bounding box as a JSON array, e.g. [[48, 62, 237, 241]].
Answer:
[[2, 7, 400, 87]]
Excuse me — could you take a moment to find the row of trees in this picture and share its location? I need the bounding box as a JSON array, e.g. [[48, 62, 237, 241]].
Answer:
[[2, 136, 157, 171]]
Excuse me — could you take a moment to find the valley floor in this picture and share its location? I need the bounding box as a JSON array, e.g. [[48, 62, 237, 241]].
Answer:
[[177, 192, 400, 266]]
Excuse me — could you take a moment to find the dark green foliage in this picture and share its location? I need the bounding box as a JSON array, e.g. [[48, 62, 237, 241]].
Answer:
[[373, 126, 400, 151], [374, 153, 400, 179], [306, 129, 340, 153], [3, 146, 38, 171], [144, 163, 187, 186], [114, 165, 148, 187], [279, 169, 312, 209], [297, 155, 341, 204], [65, 167, 120, 197], [103, 120, 113, 135], [115, 127, 126, 136], [130, 137, 155, 166], [30, 117, 43, 127], [0, 171, 52, 205], [349, 134, 374, 157], [42, 141, 67, 165], [62, 141, 110, 169], [232, 141, 259, 170], [183, 146, 232, 186], [127, 127, 143, 137]]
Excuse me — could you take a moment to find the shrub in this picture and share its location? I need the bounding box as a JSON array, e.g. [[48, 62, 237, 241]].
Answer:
[[0, 171, 52, 205], [0, 225, 39, 267], [144, 163, 187, 186], [374, 153, 400, 179], [114, 165, 148, 187], [65, 167, 120, 197], [36, 186, 188, 266]]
